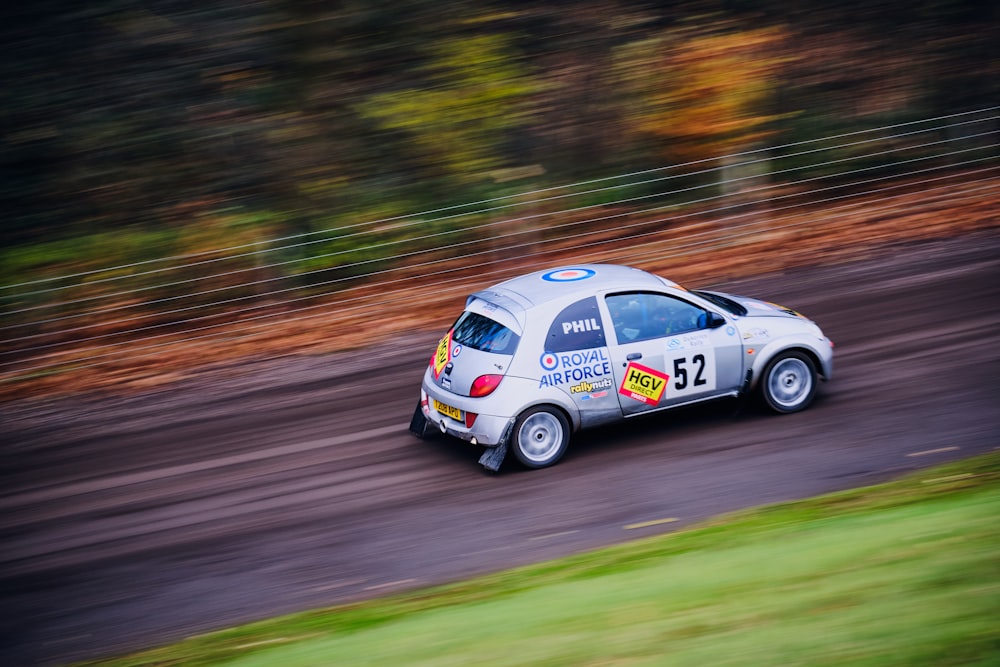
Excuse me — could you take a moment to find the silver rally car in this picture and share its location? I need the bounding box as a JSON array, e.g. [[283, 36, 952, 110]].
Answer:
[[410, 265, 833, 471]]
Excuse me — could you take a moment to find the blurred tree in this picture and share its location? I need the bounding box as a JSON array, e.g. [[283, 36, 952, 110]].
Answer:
[[2, 2, 289, 244], [511, 2, 666, 180], [1, 0, 994, 279], [614, 26, 789, 165], [358, 33, 541, 187]]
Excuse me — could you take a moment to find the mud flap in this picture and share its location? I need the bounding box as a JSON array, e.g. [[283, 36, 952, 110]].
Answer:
[[478, 418, 515, 472], [478, 443, 507, 472], [730, 370, 755, 418], [409, 402, 431, 439]]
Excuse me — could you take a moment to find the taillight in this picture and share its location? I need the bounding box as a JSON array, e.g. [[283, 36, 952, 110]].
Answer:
[[470, 374, 503, 397]]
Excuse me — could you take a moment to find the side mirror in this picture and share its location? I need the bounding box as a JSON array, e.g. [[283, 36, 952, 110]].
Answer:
[[707, 312, 726, 329]]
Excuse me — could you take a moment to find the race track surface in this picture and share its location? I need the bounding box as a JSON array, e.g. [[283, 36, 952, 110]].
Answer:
[[2, 234, 998, 666]]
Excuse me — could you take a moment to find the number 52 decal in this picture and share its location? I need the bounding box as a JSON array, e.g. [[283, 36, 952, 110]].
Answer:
[[671, 353, 716, 393]]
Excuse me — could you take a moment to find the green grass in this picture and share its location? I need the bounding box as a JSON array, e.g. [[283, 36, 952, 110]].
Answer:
[[81, 453, 1000, 667]]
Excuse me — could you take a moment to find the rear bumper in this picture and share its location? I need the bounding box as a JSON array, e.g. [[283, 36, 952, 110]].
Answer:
[[419, 385, 512, 447]]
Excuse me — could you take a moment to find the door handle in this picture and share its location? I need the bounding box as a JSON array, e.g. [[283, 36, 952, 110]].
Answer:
[[626, 352, 643, 361]]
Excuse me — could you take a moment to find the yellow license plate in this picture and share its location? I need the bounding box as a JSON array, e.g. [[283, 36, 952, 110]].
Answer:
[[434, 399, 462, 422]]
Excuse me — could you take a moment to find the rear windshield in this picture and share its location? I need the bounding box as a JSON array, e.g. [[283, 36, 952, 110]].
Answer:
[[452, 311, 520, 354]]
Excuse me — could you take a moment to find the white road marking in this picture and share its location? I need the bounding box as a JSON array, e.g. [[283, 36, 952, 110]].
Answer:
[[313, 579, 368, 592], [529, 530, 579, 541], [906, 446, 960, 457], [624, 517, 679, 530], [364, 579, 417, 591]]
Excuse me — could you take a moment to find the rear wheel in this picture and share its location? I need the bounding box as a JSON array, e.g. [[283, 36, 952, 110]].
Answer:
[[511, 406, 570, 469], [760, 351, 817, 413]]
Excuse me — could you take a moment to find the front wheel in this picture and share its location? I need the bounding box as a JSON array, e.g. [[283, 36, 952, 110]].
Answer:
[[511, 406, 570, 469], [760, 351, 818, 414]]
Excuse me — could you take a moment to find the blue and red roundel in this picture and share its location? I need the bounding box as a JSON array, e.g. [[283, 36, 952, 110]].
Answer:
[[542, 268, 596, 282], [539, 352, 559, 370]]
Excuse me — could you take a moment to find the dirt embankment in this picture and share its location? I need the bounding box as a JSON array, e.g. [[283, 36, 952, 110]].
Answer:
[[2, 173, 997, 400]]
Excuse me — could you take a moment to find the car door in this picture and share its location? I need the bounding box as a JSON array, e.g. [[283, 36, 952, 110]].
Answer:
[[604, 291, 743, 417]]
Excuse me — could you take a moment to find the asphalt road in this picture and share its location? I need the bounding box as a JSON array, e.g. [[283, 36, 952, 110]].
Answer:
[[2, 233, 999, 666]]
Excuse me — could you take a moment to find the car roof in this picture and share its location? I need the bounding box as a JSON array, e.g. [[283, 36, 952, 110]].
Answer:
[[474, 264, 680, 310]]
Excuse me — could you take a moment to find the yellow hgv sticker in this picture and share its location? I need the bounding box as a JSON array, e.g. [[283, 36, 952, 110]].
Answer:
[[619, 362, 670, 406]]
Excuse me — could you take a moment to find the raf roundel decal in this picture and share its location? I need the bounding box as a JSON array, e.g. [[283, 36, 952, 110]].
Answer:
[[540, 352, 559, 371], [542, 268, 596, 282]]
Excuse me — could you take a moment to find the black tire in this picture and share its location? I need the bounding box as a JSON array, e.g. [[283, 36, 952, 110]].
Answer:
[[760, 351, 818, 414], [510, 406, 570, 469]]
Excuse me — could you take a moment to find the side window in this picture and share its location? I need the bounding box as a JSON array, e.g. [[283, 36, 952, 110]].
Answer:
[[606, 292, 708, 343], [545, 296, 606, 352]]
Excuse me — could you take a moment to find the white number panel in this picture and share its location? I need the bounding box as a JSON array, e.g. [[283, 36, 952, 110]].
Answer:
[[663, 332, 717, 398]]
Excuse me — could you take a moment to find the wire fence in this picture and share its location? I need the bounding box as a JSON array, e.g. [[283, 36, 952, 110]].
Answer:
[[2, 107, 997, 385]]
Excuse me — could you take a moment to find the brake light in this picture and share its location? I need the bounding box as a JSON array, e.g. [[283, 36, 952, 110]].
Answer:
[[470, 374, 503, 397]]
